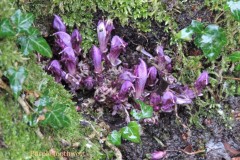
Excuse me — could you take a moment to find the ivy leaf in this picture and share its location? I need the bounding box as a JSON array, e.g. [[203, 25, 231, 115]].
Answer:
[[194, 25, 227, 60], [10, 9, 34, 33], [34, 96, 52, 112], [0, 19, 16, 37], [176, 27, 194, 41], [41, 104, 70, 128], [131, 99, 153, 120], [18, 35, 52, 57], [190, 20, 204, 34], [5, 67, 28, 98], [227, 1, 240, 21], [235, 64, 240, 71], [120, 121, 141, 143], [228, 51, 240, 62], [107, 130, 122, 146]]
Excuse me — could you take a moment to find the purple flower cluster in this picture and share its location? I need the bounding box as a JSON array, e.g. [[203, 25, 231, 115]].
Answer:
[[47, 15, 209, 121]]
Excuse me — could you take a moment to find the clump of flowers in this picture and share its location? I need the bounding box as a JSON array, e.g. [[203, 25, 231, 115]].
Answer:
[[47, 15, 209, 123]]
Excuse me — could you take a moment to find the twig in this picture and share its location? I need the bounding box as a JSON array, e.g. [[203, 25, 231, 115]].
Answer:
[[223, 76, 240, 81], [179, 149, 205, 155]]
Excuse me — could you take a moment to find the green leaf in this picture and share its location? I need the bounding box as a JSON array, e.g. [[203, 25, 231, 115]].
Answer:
[[18, 36, 34, 55], [18, 35, 52, 57], [131, 99, 153, 120], [41, 104, 70, 128], [227, 1, 240, 21], [190, 20, 204, 34], [120, 121, 141, 143], [107, 130, 122, 146], [10, 9, 34, 33], [229, 51, 240, 62], [34, 96, 52, 112], [194, 25, 227, 60], [235, 64, 240, 71], [5, 67, 28, 98], [30, 37, 52, 57], [175, 27, 194, 41], [0, 19, 16, 37], [23, 114, 39, 127]]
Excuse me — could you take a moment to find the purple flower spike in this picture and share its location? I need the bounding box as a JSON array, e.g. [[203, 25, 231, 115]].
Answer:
[[134, 59, 148, 99], [60, 47, 77, 74], [155, 45, 164, 57], [151, 150, 167, 160], [119, 71, 137, 82], [83, 76, 94, 90], [97, 19, 115, 53], [161, 91, 176, 112], [48, 60, 63, 82], [107, 35, 128, 66], [54, 31, 72, 49], [194, 71, 209, 95], [91, 45, 103, 74], [53, 15, 66, 32], [149, 93, 161, 106], [71, 29, 82, 55], [118, 81, 135, 100], [147, 66, 158, 86]]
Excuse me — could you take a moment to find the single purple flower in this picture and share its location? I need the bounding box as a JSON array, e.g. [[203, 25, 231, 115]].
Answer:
[[136, 45, 154, 58], [54, 31, 72, 49], [48, 60, 63, 82], [151, 150, 167, 160], [155, 45, 164, 57], [194, 71, 209, 95], [107, 35, 128, 66], [71, 29, 82, 55], [134, 59, 148, 99], [83, 76, 94, 90], [91, 45, 103, 74], [119, 71, 137, 82], [118, 81, 135, 100], [149, 93, 161, 106], [60, 47, 77, 74], [161, 91, 176, 112], [147, 66, 158, 86], [97, 19, 115, 53], [53, 15, 66, 32]]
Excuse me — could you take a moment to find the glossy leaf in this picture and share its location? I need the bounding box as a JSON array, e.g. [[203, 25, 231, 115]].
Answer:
[[6, 67, 28, 98], [41, 104, 70, 128], [190, 20, 204, 34], [107, 130, 122, 146], [229, 51, 240, 62], [18, 35, 52, 57], [176, 27, 194, 41], [34, 96, 52, 112], [131, 99, 153, 120], [227, 1, 240, 21], [194, 25, 227, 60], [0, 19, 16, 37], [10, 9, 34, 33], [120, 121, 141, 143], [235, 64, 240, 71]]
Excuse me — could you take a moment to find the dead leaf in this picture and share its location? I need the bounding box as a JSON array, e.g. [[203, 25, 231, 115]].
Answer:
[[224, 142, 240, 156]]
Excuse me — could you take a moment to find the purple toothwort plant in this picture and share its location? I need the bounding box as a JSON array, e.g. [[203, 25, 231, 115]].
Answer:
[[60, 47, 77, 74], [48, 60, 64, 82], [161, 91, 176, 112], [53, 15, 66, 32], [54, 32, 72, 49], [118, 81, 135, 100], [91, 45, 103, 74], [194, 71, 209, 95], [151, 150, 167, 160], [107, 35, 128, 66], [134, 59, 148, 99], [71, 29, 82, 55], [119, 71, 136, 82], [97, 19, 115, 53], [147, 66, 158, 86], [155, 45, 172, 75]]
